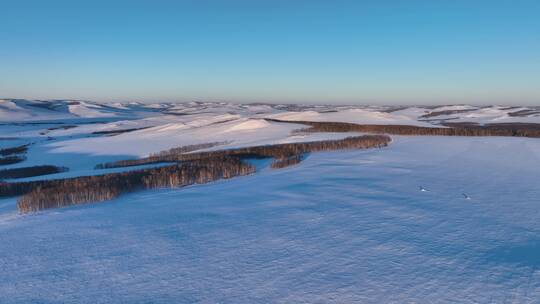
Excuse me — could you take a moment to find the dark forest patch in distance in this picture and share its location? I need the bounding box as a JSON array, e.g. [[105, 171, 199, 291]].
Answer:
[[0, 144, 29, 156], [92, 126, 151, 136], [266, 119, 540, 138], [419, 109, 476, 118], [0, 165, 68, 179], [0, 156, 26, 166]]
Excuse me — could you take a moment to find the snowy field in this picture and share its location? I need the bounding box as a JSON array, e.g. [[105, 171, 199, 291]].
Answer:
[[1, 99, 540, 303], [1, 136, 540, 303]]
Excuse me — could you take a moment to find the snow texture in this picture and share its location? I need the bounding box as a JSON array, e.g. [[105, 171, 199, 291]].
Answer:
[[1, 136, 540, 303]]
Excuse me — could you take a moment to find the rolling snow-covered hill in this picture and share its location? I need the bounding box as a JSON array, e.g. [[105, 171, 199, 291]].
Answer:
[[1, 99, 539, 159], [1, 99, 540, 303]]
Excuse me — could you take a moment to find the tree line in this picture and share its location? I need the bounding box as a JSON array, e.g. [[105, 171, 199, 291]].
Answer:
[[0, 156, 26, 165], [265, 119, 540, 138], [0, 144, 28, 156], [13, 157, 255, 213], [96, 141, 229, 169], [0, 144, 29, 166], [3, 135, 390, 212], [97, 135, 391, 169], [0, 165, 68, 180]]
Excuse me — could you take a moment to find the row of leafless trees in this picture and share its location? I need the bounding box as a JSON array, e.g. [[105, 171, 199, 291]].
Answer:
[[264, 119, 540, 138], [98, 135, 391, 169], [0, 144, 29, 156], [0, 165, 67, 179], [0, 144, 29, 166], [6, 135, 391, 212], [151, 141, 231, 157], [419, 109, 475, 118], [508, 109, 540, 117], [14, 157, 255, 213], [0, 156, 26, 165], [96, 141, 229, 169], [91, 126, 150, 136]]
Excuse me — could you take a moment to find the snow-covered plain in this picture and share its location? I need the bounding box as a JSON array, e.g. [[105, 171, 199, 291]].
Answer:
[[1, 99, 540, 303]]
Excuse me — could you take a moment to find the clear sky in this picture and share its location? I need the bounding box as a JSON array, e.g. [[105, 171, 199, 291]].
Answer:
[[1, 0, 539, 105]]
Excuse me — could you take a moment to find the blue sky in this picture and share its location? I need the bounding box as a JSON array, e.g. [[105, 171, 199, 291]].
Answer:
[[1, 0, 539, 104]]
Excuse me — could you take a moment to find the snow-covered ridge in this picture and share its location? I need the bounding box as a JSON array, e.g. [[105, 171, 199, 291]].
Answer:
[[0, 99, 159, 122], [2, 99, 539, 170], [2, 99, 539, 124]]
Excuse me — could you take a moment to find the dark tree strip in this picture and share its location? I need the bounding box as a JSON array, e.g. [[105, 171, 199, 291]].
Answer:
[[419, 109, 475, 118], [508, 109, 540, 117], [152, 141, 232, 157], [0, 165, 68, 179], [0, 136, 390, 213], [1, 136, 389, 198], [97, 135, 391, 169], [14, 157, 255, 213], [265, 119, 540, 138], [96, 142, 230, 169], [0, 156, 26, 166], [47, 125, 77, 131], [3, 136, 390, 213], [0, 144, 29, 156], [91, 127, 151, 136]]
